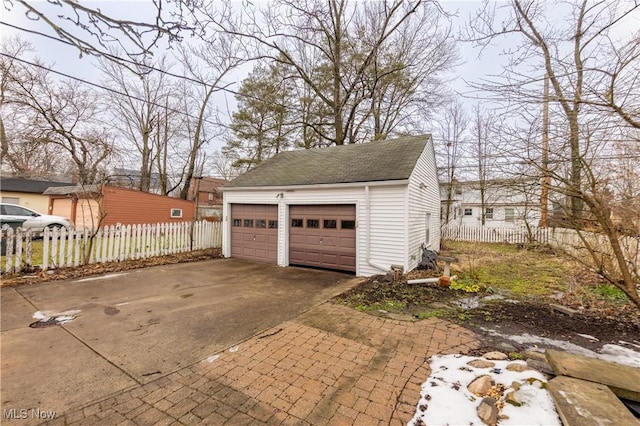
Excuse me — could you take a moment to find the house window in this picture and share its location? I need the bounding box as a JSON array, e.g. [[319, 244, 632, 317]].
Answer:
[[464, 208, 473, 216], [485, 208, 494, 219], [291, 219, 303, 227], [243, 219, 253, 227], [323, 219, 337, 229], [170, 208, 183, 218], [256, 219, 266, 228], [233, 219, 242, 227], [307, 219, 319, 228], [208, 193, 214, 201], [268, 220, 278, 229], [341, 220, 356, 229], [504, 208, 515, 222]]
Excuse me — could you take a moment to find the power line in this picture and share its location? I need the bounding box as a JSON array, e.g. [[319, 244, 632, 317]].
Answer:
[[0, 20, 313, 115], [0, 52, 227, 132], [0, 21, 216, 88]]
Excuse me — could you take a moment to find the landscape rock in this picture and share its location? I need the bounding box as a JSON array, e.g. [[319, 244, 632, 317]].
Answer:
[[506, 362, 531, 372], [477, 397, 499, 426], [483, 351, 508, 360], [468, 375, 494, 396], [526, 359, 555, 376], [511, 381, 521, 391], [523, 350, 547, 363], [505, 390, 522, 406], [498, 342, 517, 352], [468, 359, 496, 369]]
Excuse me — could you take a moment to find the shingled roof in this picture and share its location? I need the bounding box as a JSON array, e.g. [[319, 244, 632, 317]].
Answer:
[[224, 135, 430, 189], [1, 177, 71, 194]]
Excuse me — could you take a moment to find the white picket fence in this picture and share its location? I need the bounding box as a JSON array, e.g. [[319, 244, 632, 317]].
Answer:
[[441, 223, 550, 245], [442, 223, 640, 277], [1, 221, 222, 275]]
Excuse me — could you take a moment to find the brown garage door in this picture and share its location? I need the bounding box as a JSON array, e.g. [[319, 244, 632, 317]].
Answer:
[[230, 204, 278, 263], [289, 205, 356, 272]]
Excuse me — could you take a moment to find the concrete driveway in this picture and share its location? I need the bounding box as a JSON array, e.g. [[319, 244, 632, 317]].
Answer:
[[0, 259, 357, 420]]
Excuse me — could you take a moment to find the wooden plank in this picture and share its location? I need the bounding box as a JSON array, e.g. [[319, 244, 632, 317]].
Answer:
[[546, 349, 640, 402], [548, 376, 639, 426]]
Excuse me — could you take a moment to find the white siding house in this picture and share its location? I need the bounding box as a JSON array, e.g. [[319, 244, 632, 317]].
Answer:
[[440, 179, 542, 228], [221, 135, 440, 277]]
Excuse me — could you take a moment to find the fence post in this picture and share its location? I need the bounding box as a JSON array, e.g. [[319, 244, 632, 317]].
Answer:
[[25, 229, 33, 270], [42, 227, 50, 270]]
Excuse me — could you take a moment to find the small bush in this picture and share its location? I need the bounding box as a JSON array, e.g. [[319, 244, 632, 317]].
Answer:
[[450, 276, 482, 293], [590, 284, 628, 303]]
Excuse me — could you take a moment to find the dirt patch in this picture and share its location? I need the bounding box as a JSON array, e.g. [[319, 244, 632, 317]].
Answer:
[[335, 271, 640, 358], [458, 299, 640, 353], [1, 248, 223, 287]]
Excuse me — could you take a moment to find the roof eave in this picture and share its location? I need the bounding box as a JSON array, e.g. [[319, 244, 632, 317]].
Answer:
[[222, 179, 410, 192]]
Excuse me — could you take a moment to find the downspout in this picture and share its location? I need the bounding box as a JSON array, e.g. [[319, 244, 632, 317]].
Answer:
[[365, 185, 389, 272]]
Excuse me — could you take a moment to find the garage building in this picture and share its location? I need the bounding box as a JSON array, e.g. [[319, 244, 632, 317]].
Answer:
[[221, 135, 440, 276]]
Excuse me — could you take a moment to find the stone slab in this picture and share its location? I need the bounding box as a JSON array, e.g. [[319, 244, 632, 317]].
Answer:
[[546, 349, 640, 402], [547, 376, 639, 426]]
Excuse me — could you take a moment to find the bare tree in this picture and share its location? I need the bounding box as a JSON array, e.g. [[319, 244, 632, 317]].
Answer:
[[470, 104, 494, 226], [193, 0, 451, 146], [98, 54, 178, 192], [464, 0, 640, 308], [0, 37, 65, 175], [207, 150, 240, 182], [465, 0, 638, 225], [435, 100, 468, 225], [176, 10, 247, 199], [5, 0, 187, 69], [2, 45, 112, 183]]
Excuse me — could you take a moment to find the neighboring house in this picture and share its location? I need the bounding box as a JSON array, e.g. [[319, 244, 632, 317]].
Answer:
[[0, 177, 71, 214], [440, 179, 542, 227], [221, 135, 440, 277], [187, 177, 226, 221], [43, 185, 195, 230]]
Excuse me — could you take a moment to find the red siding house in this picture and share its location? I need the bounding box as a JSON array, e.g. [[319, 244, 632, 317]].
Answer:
[[43, 185, 195, 230], [187, 177, 226, 221]]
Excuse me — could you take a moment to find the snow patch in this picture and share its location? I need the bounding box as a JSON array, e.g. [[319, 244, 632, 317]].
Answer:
[[408, 354, 561, 426], [484, 328, 640, 368], [32, 310, 81, 325], [576, 333, 599, 341], [206, 355, 220, 363]]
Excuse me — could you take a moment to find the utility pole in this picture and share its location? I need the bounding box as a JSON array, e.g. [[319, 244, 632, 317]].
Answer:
[[539, 73, 550, 228]]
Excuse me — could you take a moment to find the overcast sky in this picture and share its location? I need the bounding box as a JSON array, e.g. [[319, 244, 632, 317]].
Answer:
[[6, 1, 634, 153]]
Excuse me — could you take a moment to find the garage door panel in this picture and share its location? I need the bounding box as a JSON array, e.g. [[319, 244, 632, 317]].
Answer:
[[290, 234, 305, 244], [340, 255, 356, 268], [322, 253, 338, 265], [289, 204, 356, 272], [322, 237, 338, 247], [340, 237, 356, 248], [305, 235, 322, 245], [230, 204, 278, 263]]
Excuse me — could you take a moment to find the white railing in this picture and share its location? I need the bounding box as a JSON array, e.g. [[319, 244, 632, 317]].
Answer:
[[1, 221, 222, 275], [442, 223, 640, 278]]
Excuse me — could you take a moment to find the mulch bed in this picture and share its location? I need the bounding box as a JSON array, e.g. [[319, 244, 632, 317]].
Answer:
[[0, 248, 223, 287]]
